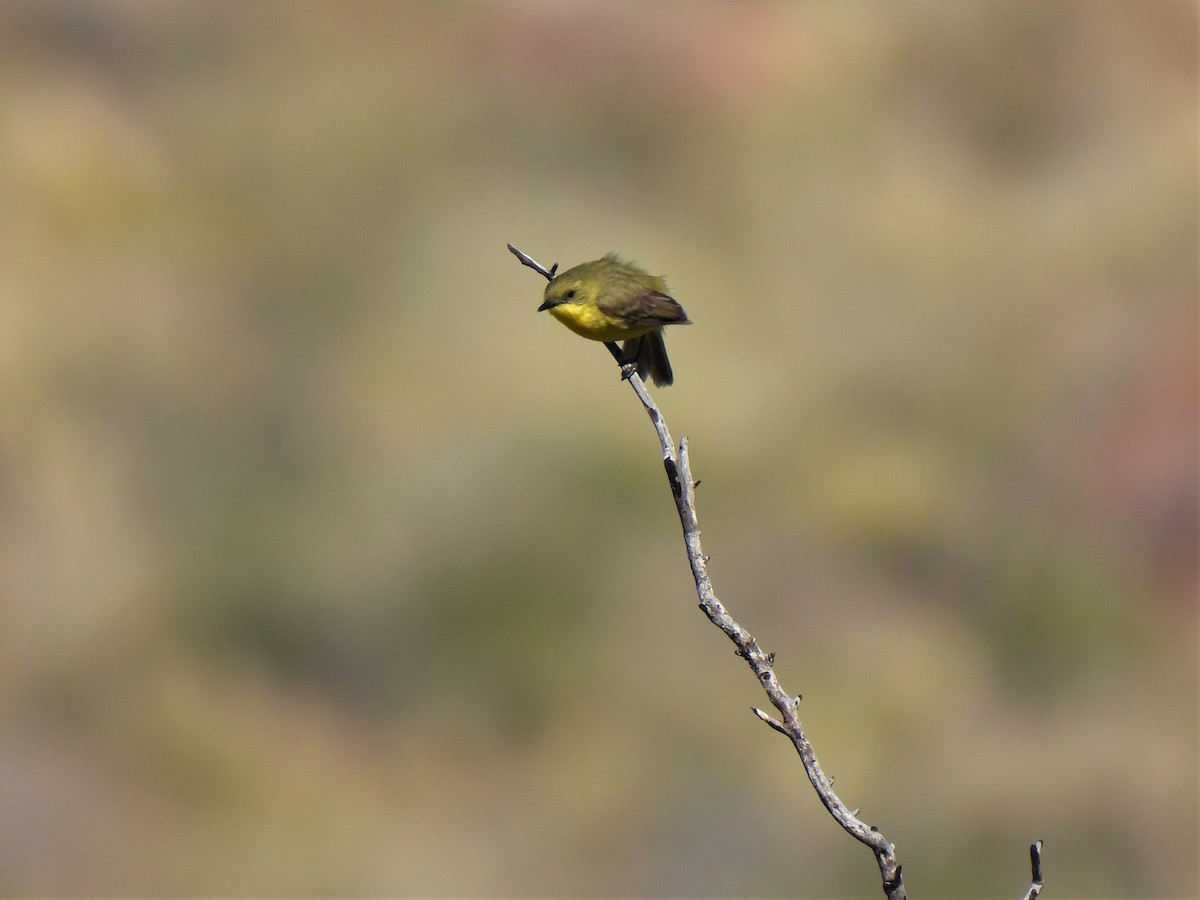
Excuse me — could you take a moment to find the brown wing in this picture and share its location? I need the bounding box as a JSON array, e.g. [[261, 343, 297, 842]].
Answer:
[[598, 290, 692, 330]]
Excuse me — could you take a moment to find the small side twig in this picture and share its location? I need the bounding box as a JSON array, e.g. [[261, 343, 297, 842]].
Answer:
[[511, 244, 1044, 900]]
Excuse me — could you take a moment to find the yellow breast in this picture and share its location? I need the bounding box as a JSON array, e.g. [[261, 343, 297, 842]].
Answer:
[[548, 302, 654, 342]]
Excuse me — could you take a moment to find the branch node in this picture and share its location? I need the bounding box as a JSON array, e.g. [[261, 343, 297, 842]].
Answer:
[[883, 866, 903, 894]]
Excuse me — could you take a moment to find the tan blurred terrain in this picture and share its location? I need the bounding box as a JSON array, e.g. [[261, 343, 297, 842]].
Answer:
[[0, 1, 1195, 896]]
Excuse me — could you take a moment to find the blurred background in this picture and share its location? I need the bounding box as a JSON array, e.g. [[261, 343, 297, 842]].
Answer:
[[1, 0, 1195, 896]]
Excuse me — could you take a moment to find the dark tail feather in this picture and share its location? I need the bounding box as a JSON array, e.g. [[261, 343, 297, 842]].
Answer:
[[627, 329, 674, 387]]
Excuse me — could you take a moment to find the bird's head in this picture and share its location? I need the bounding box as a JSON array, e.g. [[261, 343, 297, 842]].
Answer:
[[538, 274, 599, 313]]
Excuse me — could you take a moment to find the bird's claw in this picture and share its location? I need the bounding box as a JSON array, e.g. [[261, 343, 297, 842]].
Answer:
[[619, 362, 638, 381]]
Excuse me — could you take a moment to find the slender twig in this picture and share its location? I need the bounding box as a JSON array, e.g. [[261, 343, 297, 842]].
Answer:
[[507, 243, 558, 279], [511, 244, 1043, 900]]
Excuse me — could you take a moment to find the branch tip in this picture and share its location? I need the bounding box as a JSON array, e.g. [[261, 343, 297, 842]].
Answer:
[[506, 243, 557, 281], [1019, 840, 1046, 900]]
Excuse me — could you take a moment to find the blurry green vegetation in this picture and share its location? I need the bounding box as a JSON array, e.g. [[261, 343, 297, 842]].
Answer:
[[0, 0, 1195, 895]]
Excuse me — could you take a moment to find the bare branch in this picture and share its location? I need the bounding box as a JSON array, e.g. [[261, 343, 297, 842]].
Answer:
[[510, 241, 902, 896], [510, 245, 1044, 900]]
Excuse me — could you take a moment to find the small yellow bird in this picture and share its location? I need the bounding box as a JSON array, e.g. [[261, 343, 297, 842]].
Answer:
[[537, 254, 691, 387]]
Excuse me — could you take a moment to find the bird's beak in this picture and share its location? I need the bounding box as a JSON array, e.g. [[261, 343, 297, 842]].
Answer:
[[537, 298, 560, 312]]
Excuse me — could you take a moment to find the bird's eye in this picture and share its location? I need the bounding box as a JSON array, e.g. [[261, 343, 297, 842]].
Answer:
[[564, 289, 576, 300]]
